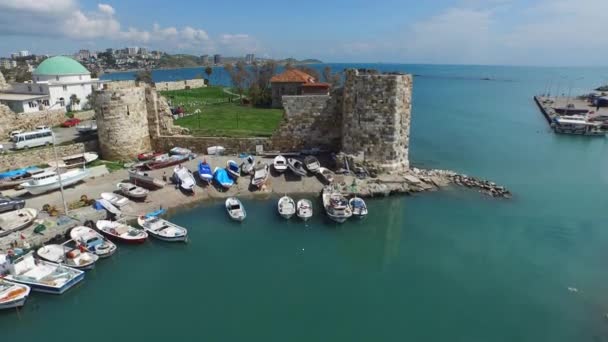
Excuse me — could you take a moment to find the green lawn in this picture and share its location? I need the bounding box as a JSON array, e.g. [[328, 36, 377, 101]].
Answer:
[[161, 87, 283, 137]]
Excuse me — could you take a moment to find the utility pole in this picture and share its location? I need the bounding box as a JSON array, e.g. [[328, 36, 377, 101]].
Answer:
[[51, 133, 69, 215]]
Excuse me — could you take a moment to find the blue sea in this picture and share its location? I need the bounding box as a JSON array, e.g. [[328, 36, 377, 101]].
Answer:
[[3, 64, 608, 341]]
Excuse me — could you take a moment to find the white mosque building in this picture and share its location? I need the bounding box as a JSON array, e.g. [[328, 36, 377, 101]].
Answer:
[[0, 56, 104, 114]]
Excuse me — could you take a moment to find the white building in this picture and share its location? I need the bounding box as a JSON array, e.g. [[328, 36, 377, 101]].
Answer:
[[128, 47, 139, 56], [0, 56, 104, 113], [19, 50, 30, 57]]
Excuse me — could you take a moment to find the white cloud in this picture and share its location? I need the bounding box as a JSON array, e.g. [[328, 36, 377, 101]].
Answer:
[[97, 3, 115, 16], [0, 0, 76, 13]]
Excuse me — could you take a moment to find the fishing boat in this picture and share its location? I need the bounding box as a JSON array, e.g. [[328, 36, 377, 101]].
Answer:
[[349, 197, 368, 219], [207, 145, 225, 155], [48, 152, 98, 168], [297, 199, 313, 221], [100, 192, 129, 207], [37, 243, 99, 270], [0, 167, 38, 180], [117, 182, 149, 199], [169, 147, 194, 157], [304, 156, 321, 173], [213, 167, 234, 189], [318, 167, 335, 184], [144, 154, 190, 170], [0, 168, 45, 190], [137, 209, 188, 242], [96, 220, 148, 244], [172, 165, 196, 193], [75, 122, 97, 135], [277, 196, 296, 219], [240, 155, 255, 175], [137, 151, 163, 161], [226, 160, 240, 179], [322, 189, 352, 223], [0, 208, 38, 238], [0, 279, 30, 310], [3, 252, 84, 295], [197, 160, 213, 183], [128, 169, 166, 189], [96, 198, 121, 216], [70, 226, 117, 258], [225, 197, 246, 221], [287, 158, 307, 177], [251, 163, 269, 189], [21, 168, 89, 195], [273, 155, 287, 173]]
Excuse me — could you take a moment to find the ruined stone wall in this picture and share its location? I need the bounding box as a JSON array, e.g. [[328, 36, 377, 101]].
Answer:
[[0, 70, 7, 91], [0, 106, 67, 137], [341, 69, 412, 171], [270, 92, 342, 152], [144, 87, 188, 138], [94, 84, 151, 160], [154, 79, 206, 92], [152, 135, 269, 155], [0, 140, 99, 171]]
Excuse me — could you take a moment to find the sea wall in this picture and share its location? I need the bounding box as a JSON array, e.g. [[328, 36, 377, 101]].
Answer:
[[152, 135, 269, 155], [0, 106, 67, 137], [0, 140, 99, 171], [154, 79, 206, 91]]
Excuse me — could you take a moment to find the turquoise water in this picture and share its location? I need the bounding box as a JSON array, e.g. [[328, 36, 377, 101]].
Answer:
[[5, 64, 608, 341]]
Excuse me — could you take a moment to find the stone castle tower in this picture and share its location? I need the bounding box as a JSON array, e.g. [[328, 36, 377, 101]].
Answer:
[[341, 69, 412, 171]]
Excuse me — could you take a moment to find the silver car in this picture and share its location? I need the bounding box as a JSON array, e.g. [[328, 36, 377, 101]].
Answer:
[[0, 196, 25, 213]]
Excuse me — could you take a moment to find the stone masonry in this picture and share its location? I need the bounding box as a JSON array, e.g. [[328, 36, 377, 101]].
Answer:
[[0, 70, 7, 91], [154, 79, 206, 92]]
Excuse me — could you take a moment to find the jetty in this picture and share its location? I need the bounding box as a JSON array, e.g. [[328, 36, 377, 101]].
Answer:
[[534, 95, 607, 136]]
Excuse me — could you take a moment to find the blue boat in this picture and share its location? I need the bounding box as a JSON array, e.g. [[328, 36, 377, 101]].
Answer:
[[0, 167, 39, 180], [213, 167, 234, 189], [226, 160, 240, 179], [198, 161, 213, 183]]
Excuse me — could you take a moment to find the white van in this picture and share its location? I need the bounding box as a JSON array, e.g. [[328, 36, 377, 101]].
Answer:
[[12, 129, 54, 150]]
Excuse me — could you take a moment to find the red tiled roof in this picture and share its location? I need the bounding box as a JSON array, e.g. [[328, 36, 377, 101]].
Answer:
[[270, 69, 315, 83]]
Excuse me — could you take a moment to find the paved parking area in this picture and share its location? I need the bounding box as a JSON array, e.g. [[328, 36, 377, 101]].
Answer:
[[0, 120, 96, 152]]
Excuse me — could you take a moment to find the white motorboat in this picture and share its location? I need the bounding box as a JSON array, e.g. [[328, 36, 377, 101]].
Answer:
[[96, 198, 121, 216], [225, 197, 246, 222], [128, 169, 166, 189], [297, 199, 313, 221], [318, 167, 335, 184], [273, 155, 287, 173], [304, 156, 321, 173], [251, 163, 269, 189], [21, 168, 89, 195], [48, 152, 98, 168], [278, 196, 296, 219], [349, 197, 368, 219], [138, 211, 188, 242], [0, 208, 37, 237], [37, 243, 99, 270], [322, 189, 352, 223], [240, 155, 255, 175], [172, 165, 196, 192], [100, 192, 130, 207], [70, 226, 117, 258], [96, 220, 148, 244], [0, 279, 30, 310], [3, 252, 84, 295], [169, 147, 196, 158], [287, 158, 307, 177], [117, 182, 149, 199], [207, 145, 225, 155]]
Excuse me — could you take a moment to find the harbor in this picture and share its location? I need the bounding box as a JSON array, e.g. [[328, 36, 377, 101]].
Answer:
[[534, 95, 608, 136]]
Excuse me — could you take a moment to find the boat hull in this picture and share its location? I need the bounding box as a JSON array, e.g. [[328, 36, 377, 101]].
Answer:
[[148, 232, 188, 242], [0, 296, 27, 309], [11, 272, 84, 295], [99, 231, 147, 244], [22, 170, 89, 195]]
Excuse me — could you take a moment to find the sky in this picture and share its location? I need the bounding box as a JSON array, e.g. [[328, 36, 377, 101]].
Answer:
[[0, 0, 607, 66]]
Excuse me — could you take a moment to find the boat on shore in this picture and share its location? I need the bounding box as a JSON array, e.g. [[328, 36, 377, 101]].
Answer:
[[0, 168, 45, 190], [287, 158, 307, 177], [173, 165, 196, 193], [128, 169, 166, 189], [96, 220, 148, 244], [278, 196, 296, 219], [117, 182, 149, 199], [137, 151, 164, 161], [170, 147, 195, 157], [297, 199, 313, 221], [3, 252, 84, 295], [304, 156, 321, 173], [21, 168, 89, 195], [273, 155, 287, 173], [100, 192, 129, 207], [213, 167, 234, 189], [227, 160, 240, 179], [0, 167, 39, 180], [0, 208, 38, 238], [70, 226, 117, 258], [322, 189, 352, 223], [48, 152, 98, 168], [198, 160, 213, 183], [225, 197, 246, 222], [240, 155, 255, 175], [251, 163, 269, 189], [138, 210, 188, 242], [349, 197, 368, 219], [96, 198, 121, 217], [36, 243, 99, 270], [318, 167, 335, 184], [207, 146, 225, 155], [0, 279, 30, 310], [144, 154, 190, 170]]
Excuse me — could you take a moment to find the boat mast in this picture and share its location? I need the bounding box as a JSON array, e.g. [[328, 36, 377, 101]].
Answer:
[[51, 133, 69, 215]]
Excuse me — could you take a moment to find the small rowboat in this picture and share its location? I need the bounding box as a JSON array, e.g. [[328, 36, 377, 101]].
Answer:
[[349, 197, 368, 219], [197, 160, 213, 183], [304, 156, 321, 173], [240, 155, 255, 175], [144, 154, 190, 170], [0, 279, 30, 310], [287, 158, 307, 177], [138, 210, 188, 242], [173, 165, 196, 193], [96, 220, 148, 244], [207, 146, 225, 155], [278, 196, 296, 219], [37, 243, 99, 270], [251, 163, 269, 189], [137, 151, 164, 161], [100, 192, 129, 207], [0, 208, 38, 238], [213, 167, 234, 189], [226, 160, 240, 179], [70, 226, 117, 258], [225, 197, 246, 222], [273, 155, 287, 173], [128, 169, 166, 189], [318, 167, 334, 184], [297, 199, 313, 221], [117, 182, 149, 199]]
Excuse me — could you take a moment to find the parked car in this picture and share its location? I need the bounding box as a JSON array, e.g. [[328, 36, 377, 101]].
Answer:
[[0, 196, 25, 213], [9, 130, 23, 140], [35, 125, 50, 131], [61, 118, 81, 127]]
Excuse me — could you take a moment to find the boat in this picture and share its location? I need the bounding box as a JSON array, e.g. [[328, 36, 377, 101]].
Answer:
[[304, 156, 321, 173], [96, 220, 148, 244], [172, 165, 196, 192], [0, 208, 38, 238], [207, 145, 225, 155], [137, 151, 164, 161], [197, 160, 213, 183], [117, 182, 149, 199], [349, 197, 368, 219], [37, 243, 99, 270], [100, 192, 130, 207], [277, 196, 296, 219], [226, 160, 240, 179], [225, 197, 246, 221], [0, 168, 45, 190], [297, 199, 313, 221], [21, 168, 89, 195], [273, 155, 287, 173], [240, 155, 255, 175], [144, 154, 190, 170], [3, 252, 84, 295], [70, 226, 117, 258], [137, 209, 188, 242], [0, 167, 39, 180], [128, 169, 166, 189], [318, 167, 335, 184], [213, 167, 234, 189], [96, 198, 121, 216], [0, 279, 30, 310], [287, 158, 307, 177], [322, 189, 352, 223], [48, 152, 98, 168], [251, 163, 270, 189], [170, 147, 195, 157], [76, 122, 97, 135]]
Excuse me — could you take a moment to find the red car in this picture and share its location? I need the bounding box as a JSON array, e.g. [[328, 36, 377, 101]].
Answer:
[[61, 118, 81, 127]]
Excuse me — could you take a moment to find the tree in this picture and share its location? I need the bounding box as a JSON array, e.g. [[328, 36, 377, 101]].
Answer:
[[248, 60, 277, 107], [322, 66, 343, 88], [204, 66, 213, 84], [224, 61, 249, 103], [135, 69, 153, 84]]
